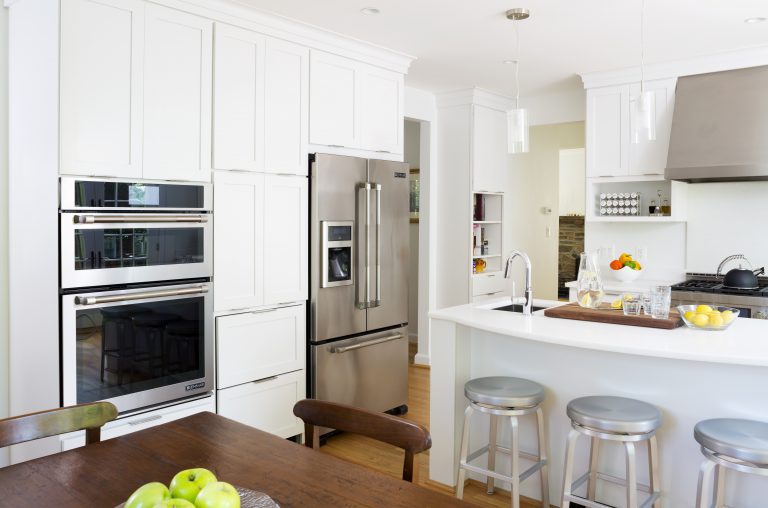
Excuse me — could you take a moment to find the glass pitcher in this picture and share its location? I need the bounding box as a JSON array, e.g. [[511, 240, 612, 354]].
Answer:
[[576, 251, 604, 308]]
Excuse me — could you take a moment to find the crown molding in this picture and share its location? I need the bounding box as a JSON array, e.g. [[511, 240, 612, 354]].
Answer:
[[435, 87, 514, 111], [581, 45, 768, 89]]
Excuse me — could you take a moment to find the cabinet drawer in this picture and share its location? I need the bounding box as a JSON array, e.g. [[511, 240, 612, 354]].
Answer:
[[216, 304, 306, 389], [217, 370, 305, 439], [472, 273, 505, 296]]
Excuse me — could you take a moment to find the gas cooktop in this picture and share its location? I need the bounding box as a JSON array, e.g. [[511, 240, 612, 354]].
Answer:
[[672, 276, 768, 296]]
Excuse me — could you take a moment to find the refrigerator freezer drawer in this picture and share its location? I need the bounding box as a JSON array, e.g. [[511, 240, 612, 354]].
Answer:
[[312, 327, 408, 414]]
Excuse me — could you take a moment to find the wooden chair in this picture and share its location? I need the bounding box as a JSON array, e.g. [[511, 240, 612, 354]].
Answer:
[[293, 399, 431, 482], [0, 402, 118, 448]]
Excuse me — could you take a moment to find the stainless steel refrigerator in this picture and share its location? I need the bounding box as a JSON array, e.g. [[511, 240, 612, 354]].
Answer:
[[309, 153, 409, 419]]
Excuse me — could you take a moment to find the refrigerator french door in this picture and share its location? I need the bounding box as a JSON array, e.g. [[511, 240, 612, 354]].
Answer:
[[309, 154, 409, 419]]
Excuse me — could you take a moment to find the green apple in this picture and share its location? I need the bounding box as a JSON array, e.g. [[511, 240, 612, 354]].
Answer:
[[194, 481, 240, 508], [125, 482, 170, 508], [169, 468, 218, 503], [153, 499, 196, 508]]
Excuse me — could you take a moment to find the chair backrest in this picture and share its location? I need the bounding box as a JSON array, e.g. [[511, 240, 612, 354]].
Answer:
[[0, 402, 118, 448], [293, 399, 431, 482]]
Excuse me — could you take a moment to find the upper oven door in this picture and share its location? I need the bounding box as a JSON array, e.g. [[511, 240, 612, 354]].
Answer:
[[61, 212, 212, 289], [60, 177, 211, 212]]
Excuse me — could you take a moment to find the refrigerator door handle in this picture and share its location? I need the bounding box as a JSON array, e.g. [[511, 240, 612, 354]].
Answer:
[[373, 183, 382, 307], [329, 333, 405, 354], [356, 182, 372, 309]]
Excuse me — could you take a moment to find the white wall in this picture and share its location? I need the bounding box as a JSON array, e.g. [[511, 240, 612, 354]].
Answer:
[[0, 3, 9, 467], [525, 89, 586, 126], [558, 148, 585, 216], [404, 120, 420, 342]]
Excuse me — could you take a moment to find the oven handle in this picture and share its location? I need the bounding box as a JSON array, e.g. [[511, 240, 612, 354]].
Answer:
[[329, 334, 404, 354], [73, 214, 209, 224], [75, 285, 209, 306]]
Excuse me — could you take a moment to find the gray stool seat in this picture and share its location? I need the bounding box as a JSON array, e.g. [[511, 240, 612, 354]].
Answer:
[[464, 376, 545, 408], [567, 396, 662, 434], [694, 418, 768, 464]]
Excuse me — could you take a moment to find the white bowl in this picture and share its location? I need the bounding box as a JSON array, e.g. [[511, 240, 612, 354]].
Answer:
[[611, 265, 643, 282]]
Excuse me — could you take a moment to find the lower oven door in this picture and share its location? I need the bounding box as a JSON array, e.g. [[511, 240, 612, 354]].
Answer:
[[312, 327, 408, 415], [62, 281, 214, 414]]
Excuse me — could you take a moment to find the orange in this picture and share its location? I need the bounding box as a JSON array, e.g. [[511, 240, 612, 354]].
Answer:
[[609, 260, 623, 270]]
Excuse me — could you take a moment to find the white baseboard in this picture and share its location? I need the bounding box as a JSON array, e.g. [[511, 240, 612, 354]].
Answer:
[[414, 353, 430, 366]]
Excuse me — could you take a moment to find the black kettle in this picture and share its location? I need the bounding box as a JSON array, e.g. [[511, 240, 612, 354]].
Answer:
[[718, 255, 765, 289]]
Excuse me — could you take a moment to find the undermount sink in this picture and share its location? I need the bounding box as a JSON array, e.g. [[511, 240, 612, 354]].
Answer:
[[492, 304, 547, 313]]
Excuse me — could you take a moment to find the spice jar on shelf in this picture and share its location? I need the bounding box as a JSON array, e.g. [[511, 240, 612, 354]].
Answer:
[[661, 199, 671, 216]]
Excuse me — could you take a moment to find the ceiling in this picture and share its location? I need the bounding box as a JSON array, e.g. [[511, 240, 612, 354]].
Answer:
[[233, 0, 768, 98]]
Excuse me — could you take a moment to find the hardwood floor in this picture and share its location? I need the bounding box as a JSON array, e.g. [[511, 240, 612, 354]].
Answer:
[[318, 343, 546, 508]]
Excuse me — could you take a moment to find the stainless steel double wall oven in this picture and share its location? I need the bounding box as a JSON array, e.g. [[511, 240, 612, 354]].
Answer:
[[60, 177, 213, 415]]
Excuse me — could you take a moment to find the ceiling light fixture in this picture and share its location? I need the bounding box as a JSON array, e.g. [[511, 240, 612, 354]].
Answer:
[[360, 7, 380, 15], [506, 8, 530, 154], [631, 0, 656, 144], [744, 17, 766, 24]]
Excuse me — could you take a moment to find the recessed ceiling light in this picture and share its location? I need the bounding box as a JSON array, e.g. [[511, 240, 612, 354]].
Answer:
[[360, 7, 380, 15], [744, 17, 766, 24]]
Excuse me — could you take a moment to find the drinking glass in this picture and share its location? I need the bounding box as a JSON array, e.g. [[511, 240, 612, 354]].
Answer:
[[639, 293, 652, 315], [650, 286, 671, 319], [623, 299, 642, 316]]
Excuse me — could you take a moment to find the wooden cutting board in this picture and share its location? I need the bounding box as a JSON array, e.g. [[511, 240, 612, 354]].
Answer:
[[544, 302, 683, 329]]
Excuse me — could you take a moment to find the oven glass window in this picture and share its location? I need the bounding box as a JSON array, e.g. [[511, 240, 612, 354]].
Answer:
[[328, 247, 352, 283], [74, 228, 204, 270], [75, 181, 205, 209], [75, 296, 205, 404]]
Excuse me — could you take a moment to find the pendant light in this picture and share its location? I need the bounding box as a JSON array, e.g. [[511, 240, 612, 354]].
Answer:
[[631, 0, 656, 144], [506, 8, 530, 154]]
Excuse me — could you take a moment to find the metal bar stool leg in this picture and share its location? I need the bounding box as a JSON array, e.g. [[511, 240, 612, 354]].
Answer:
[[625, 442, 638, 508], [713, 464, 725, 508], [487, 414, 499, 494], [535, 407, 550, 508], [648, 435, 661, 508], [510, 415, 520, 508], [560, 427, 580, 508], [456, 405, 474, 500], [696, 460, 716, 508], [587, 437, 600, 501]]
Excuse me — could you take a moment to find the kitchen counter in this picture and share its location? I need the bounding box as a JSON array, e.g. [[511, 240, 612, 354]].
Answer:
[[429, 298, 768, 507]]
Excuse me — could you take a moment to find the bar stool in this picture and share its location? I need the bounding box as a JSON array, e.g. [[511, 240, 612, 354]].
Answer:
[[455, 376, 550, 508], [694, 418, 768, 508], [561, 396, 661, 508]]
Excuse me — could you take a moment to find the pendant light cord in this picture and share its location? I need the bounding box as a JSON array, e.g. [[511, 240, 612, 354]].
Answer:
[[640, 0, 645, 94], [515, 19, 521, 109]]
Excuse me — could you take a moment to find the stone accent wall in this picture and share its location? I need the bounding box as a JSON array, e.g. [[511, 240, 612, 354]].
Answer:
[[558, 216, 585, 299]]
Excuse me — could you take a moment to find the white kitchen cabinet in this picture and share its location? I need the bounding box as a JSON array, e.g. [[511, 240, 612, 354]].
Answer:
[[213, 171, 265, 312], [263, 175, 308, 304], [216, 304, 305, 389], [60, 0, 144, 178], [629, 78, 677, 176], [472, 105, 509, 192], [359, 65, 403, 154], [143, 4, 212, 182], [212, 24, 265, 172], [586, 84, 630, 177], [217, 370, 305, 439]]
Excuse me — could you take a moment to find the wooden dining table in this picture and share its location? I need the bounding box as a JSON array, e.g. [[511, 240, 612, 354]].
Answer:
[[0, 411, 470, 507]]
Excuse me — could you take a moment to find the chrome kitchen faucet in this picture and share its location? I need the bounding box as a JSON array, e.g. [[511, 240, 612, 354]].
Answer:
[[504, 250, 533, 315]]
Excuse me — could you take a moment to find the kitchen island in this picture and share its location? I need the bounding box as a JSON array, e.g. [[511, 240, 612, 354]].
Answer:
[[430, 298, 768, 507]]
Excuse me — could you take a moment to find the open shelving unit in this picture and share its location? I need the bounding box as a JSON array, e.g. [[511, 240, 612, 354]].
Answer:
[[586, 175, 688, 223], [471, 192, 506, 301]]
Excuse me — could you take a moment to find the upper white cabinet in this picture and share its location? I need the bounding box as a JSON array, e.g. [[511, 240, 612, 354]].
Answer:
[[213, 25, 308, 175], [143, 4, 213, 182], [472, 105, 509, 192], [60, 0, 144, 178], [586, 78, 676, 177], [309, 50, 404, 155]]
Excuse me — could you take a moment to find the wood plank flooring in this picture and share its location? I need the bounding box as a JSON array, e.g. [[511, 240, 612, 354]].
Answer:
[[318, 343, 546, 508]]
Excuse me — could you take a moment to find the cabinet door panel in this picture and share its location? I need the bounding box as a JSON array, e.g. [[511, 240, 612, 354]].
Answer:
[[629, 78, 676, 176], [263, 175, 308, 304], [309, 51, 356, 147], [143, 5, 212, 182], [212, 24, 264, 171], [472, 105, 509, 192], [587, 85, 630, 177], [213, 172, 265, 312], [264, 38, 309, 175], [60, 0, 143, 178], [360, 65, 403, 154]]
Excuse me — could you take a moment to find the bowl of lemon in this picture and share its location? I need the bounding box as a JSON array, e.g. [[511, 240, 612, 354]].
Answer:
[[678, 305, 739, 331]]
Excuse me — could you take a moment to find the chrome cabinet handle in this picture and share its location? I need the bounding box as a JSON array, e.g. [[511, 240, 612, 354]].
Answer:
[[374, 183, 382, 307], [128, 415, 163, 426], [75, 285, 209, 306], [329, 334, 404, 354], [74, 214, 209, 224], [356, 182, 372, 309]]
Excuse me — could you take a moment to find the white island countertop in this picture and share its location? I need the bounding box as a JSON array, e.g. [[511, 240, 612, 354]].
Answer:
[[430, 297, 768, 367]]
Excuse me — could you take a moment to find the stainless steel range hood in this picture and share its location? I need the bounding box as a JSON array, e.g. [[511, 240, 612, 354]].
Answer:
[[665, 65, 768, 183]]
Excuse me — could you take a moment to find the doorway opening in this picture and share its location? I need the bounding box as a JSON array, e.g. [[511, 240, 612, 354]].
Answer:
[[557, 147, 586, 299]]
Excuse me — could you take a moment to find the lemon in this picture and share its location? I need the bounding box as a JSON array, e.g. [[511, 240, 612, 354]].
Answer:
[[580, 294, 591, 307], [722, 310, 735, 323], [611, 299, 622, 309], [693, 313, 710, 327], [696, 305, 713, 314], [623, 293, 634, 301], [684, 310, 697, 322], [709, 309, 721, 317], [709, 314, 724, 327]]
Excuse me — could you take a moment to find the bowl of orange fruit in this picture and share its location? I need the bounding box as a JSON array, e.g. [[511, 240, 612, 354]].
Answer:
[[609, 252, 643, 282]]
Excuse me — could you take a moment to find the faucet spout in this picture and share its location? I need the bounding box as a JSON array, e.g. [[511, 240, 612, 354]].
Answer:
[[504, 250, 533, 315]]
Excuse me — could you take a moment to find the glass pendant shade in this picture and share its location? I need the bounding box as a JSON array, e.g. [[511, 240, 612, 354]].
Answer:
[[507, 107, 530, 154], [631, 89, 656, 144]]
